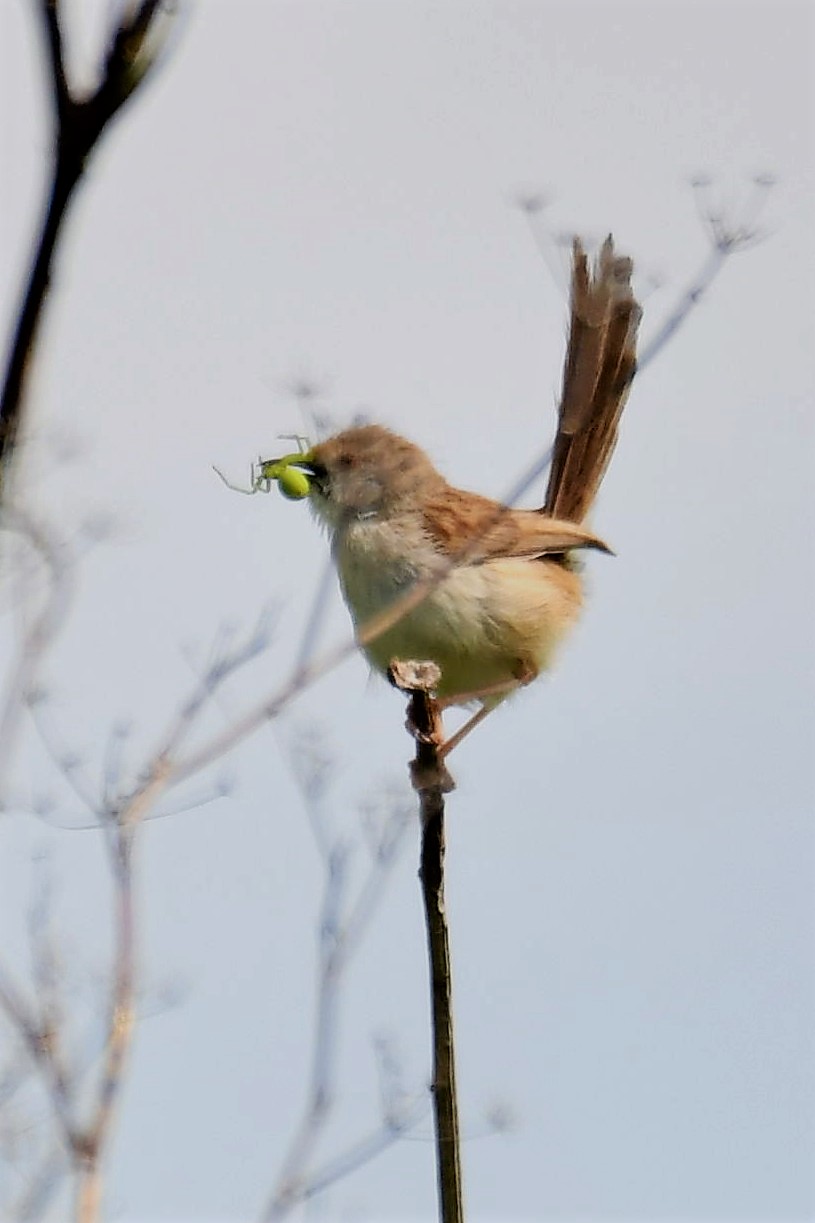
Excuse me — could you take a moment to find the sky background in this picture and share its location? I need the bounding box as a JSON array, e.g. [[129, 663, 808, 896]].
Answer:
[[1, 1, 813, 1220]]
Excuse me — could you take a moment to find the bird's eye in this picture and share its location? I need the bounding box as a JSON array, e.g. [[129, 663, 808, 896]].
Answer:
[[337, 453, 353, 470]]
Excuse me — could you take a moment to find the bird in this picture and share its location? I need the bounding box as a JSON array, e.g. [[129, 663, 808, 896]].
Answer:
[[264, 236, 640, 754]]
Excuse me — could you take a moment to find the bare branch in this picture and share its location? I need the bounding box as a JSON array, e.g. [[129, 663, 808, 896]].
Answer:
[[261, 749, 414, 1220], [0, 965, 78, 1153], [638, 243, 726, 369], [0, 508, 74, 805], [294, 1096, 426, 1208], [516, 174, 775, 379], [27, 862, 72, 1124], [26, 696, 105, 820], [639, 175, 774, 369], [293, 557, 336, 675], [37, 1, 70, 123], [7, 1144, 68, 1222], [1, 0, 177, 493], [64, 762, 169, 1219], [394, 669, 463, 1223]]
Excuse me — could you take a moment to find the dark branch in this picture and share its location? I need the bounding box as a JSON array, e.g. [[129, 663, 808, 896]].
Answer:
[[390, 662, 463, 1223], [0, 0, 173, 496], [38, 0, 70, 124]]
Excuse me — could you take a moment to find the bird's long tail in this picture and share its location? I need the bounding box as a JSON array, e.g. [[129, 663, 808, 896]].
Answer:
[[543, 236, 641, 523]]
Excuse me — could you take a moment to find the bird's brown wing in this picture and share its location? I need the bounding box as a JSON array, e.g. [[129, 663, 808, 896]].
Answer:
[[422, 487, 611, 564], [544, 236, 641, 522]]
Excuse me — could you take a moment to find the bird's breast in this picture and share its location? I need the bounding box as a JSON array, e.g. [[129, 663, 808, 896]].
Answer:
[[332, 519, 583, 703]]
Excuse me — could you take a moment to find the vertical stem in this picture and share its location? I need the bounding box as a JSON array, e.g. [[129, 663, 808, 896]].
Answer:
[[93, 826, 137, 1141], [419, 790, 464, 1223], [74, 1158, 102, 1223], [390, 668, 463, 1223], [70, 822, 138, 1223]]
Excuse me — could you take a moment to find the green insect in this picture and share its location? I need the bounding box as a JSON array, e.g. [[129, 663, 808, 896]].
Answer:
[[213, 437, 313, 501]]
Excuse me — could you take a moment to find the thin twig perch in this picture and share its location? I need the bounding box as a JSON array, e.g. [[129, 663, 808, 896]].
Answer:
[[390, 660, 463, 1223]]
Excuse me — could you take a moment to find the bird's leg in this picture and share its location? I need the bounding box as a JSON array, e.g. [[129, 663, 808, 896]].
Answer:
[[438, 666, 536, 758], [436, 675, 526, 712], [438, 703, 493, 758]]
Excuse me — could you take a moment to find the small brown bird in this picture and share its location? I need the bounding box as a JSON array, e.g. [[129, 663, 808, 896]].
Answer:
[[270, 237, 640, 752]]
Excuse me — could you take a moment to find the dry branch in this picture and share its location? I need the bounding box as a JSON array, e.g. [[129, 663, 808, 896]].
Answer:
[[392, 662, 463, 1223], [0, 0, 173, 495]]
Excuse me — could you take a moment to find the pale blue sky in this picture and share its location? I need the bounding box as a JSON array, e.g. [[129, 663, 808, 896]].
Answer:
[[1, 2, 813, 1220]]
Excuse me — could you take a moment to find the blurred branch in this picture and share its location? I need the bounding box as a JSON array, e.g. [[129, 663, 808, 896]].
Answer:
[[638, 174, 775, 369], [0, 508, 74, 806], [0, 0, 176, 497], [291, 1092, 426, 1210], [21, 613, 270, 832], [0, 955, 79, 1158], [26, 694, 105, 820], [0, 874, 189, 1219], [155, 607, 277, 767], [261, 736, 415, 1220], [0, 781, 163, 1221], [70, 816, 138, 1223], [517, 173, 775, 377], [0, 609, 274, 1216], [7, 1146, 68, 1222], [0, 868, 73, 1220], [293, 556, 336, 675]]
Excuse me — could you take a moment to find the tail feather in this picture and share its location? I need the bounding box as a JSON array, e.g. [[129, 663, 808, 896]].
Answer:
[[543, 236, 641, 523]]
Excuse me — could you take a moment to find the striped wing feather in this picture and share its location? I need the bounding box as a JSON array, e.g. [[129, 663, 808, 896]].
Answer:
[[422, 487, 610, 563]]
